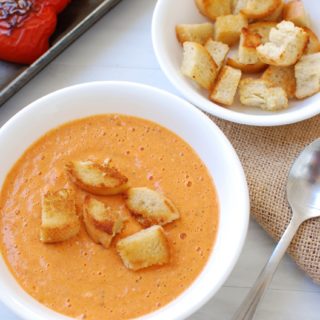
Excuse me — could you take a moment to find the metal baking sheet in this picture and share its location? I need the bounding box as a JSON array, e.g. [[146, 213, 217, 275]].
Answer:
[[0, 0, 122, 106]]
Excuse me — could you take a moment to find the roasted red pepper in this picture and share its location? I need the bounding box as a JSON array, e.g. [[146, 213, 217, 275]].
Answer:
[[0, 0, 70, 64]]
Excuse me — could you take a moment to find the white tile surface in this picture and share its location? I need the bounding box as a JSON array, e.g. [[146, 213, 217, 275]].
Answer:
[[0, 0, 320, 319]]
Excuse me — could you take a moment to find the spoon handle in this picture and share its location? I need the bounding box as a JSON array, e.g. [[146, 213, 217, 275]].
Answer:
[[231, 214, 302, 320]]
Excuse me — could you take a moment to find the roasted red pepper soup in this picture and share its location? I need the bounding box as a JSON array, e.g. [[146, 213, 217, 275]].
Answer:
[[0, 115, 219, 320]]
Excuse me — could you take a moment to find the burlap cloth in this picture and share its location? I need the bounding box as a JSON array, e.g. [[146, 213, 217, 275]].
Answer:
[[209, 114, 320, 283]]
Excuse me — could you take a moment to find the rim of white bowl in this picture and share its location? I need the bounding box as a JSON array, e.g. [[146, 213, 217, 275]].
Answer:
[[151, 0, 320, 127], [0, 81, 249, 320]]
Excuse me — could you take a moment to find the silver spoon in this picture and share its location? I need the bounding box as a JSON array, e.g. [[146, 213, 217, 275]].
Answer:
[[232, 138, 320, 320]]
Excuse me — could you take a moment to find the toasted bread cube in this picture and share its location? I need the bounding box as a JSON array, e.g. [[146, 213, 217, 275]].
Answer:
[[204, 39, 230, 69], [239, 28, 262, 64], [263, 0, 284, 22], [66, 160, 128, 196], [295, 53, 320, 99], [181, 41, 218, 90], [195, 0, 232, 21], [241, 0, 282, 20], [283, 0, 311, 28], [233, 0, 248, 14], [303, 28, 320, 54], [210, 66, 242, 106], [257, 21, 309, 66], [176, 23, 214, 45], [125, 187, 179, 227], [239, 78, 288, 111], [248, 22, 277, 43], [262, 66, 296, 99], [236, 0, 282, 19], [214, 14, 248, 46], [116, 225, 170, 271], [40, 189, 80, 243], [227, 55, 267, 73], [83, 197, 124, 248]]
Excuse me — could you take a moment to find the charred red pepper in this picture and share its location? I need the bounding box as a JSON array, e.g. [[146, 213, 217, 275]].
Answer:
[[43, 0, 70, 13], [0, 0, 70, 64]]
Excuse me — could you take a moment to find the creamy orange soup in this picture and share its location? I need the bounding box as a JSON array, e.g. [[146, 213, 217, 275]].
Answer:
[[0, 115, 218, 320]]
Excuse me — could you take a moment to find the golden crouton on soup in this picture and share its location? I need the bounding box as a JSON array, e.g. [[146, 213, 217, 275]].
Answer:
[[66, 160, 129, 195], [40, 189, 80, 243], [83, 196, 125, 248], [125, 187, 180, 227], [116, 225, 170, 271]]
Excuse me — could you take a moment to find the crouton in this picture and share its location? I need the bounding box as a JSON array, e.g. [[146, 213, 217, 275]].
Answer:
[[239, 27, 262, 64], [263, 0, 284, 22], [248, 22, 277, 43], [239, 78, 289, 111], [40, 189, 80, 243], [210, 66, 242, 106], [241, 0, 282, 20], [283, 0, 311, 28], [295, 53, 320, 99], [256, 21, 308, 66], [214, 14, 248, 46], [262, 66, 296, 99], [227, 55, 267, 73], [66, 160, 129, 196], [181, 41, 218, 90], [125, 187, 179, 227], [176, 23, 214, 45], [233, 0, 248, 14], [303, 28, 320, 54], [83, 197, 124, 248], [195, 0, 232, 21], [116, 225, 170, 271], [204, 39, 230, 69]]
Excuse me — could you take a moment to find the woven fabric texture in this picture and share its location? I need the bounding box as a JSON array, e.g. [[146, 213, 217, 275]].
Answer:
[[211, 114, 320, 283]]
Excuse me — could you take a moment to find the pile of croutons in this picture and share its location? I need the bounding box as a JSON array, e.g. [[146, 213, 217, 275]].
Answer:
[[177, 0, 320, 111], [40, 159, 180, 271]]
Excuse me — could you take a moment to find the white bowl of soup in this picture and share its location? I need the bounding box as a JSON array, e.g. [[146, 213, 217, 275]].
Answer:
[[0, 82, 249, 320]]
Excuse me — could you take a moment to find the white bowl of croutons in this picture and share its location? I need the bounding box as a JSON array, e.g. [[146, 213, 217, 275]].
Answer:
[[0, 82, 249, 320], [152, 0, 320, 126]]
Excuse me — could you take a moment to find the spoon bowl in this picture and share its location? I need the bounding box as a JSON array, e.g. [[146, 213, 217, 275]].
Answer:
[[287, 139, 320, 217]]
